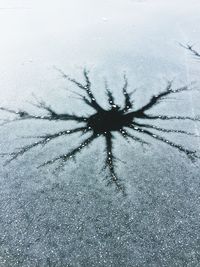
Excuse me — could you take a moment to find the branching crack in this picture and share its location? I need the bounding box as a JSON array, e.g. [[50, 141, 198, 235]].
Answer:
[[1, 69, 200, 194]]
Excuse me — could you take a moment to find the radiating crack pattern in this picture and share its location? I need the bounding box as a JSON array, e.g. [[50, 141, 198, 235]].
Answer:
[[1, 69, 200, 193]]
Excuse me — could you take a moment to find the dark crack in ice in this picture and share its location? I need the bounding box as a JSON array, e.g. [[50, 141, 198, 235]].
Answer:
[[1, 69, 200, 194]]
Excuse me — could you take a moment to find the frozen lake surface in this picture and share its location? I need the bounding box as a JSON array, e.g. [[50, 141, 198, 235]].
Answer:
[[0, 0, 200, 266]]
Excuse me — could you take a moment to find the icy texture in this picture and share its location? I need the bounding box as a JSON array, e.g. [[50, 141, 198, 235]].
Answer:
[[0, 0, 200, 266]]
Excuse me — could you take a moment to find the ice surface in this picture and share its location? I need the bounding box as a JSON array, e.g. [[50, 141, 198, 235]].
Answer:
[[0, 0, 200, 266]]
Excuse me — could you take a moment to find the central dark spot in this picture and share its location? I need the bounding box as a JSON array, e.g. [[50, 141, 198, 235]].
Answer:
[[87, 107, 132, 134]]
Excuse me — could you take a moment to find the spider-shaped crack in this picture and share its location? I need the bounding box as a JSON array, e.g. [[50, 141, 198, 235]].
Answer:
[[1, 69, 200, 194]]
